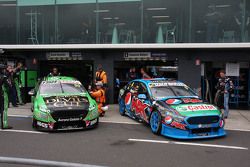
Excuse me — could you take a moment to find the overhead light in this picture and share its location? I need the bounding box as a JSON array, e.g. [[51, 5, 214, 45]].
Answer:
[[94, 10, 110, 13], [0, 49, 4, 54], [147, 8, 166, 11], [0, 0, 17, 2], [103, 17, 112, 20], [208, 4, 231, 8], [152, 16, 170, 18], [157, 22, 172, 25], [115, 23, 126, 26], [114, 17, 119, 20], [0, 4, 16, 6], [216, 5, 231, 8]]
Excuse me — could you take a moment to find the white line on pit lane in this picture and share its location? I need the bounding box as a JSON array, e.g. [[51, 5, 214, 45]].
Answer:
[[9, 114, 32, 118], [128, 138, 249, 150], [225, 128, 250, 132], [0, 156, 106, 167], [100, 120, 140, 125], [0, 129, 47, 134]]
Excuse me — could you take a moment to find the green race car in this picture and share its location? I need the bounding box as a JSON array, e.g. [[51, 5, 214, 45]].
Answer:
[[29, 76, 99, 131]]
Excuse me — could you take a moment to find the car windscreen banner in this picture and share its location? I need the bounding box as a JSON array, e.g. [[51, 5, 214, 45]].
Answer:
[[44, 96, 89, 108]]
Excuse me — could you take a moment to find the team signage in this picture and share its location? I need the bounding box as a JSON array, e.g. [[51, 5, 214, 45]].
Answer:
[[47, 52, 83, 60]]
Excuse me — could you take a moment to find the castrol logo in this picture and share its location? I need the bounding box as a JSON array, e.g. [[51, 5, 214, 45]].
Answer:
[[176, 104, 217, 112]]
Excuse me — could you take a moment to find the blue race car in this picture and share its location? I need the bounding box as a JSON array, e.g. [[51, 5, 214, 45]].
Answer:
[[118, 78, 226, 139]]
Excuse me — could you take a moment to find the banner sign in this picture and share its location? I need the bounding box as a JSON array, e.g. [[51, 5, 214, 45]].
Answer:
[[18, 0, 140, 6], [124, 52, 151, 59], [46, 52, 82, 60], [124, 52, 167, 61]]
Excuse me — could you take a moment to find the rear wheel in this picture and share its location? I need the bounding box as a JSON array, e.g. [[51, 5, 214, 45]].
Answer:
[[150, 111, 162, 135]]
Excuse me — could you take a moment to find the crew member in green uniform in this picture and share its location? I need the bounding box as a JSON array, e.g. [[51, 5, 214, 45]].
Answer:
[[13, 62, 24, 105], [0, 64, 12, 129]]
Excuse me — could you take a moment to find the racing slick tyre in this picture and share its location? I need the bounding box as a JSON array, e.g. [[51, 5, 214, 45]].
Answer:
[[32, 118, 37, 128], [150, 111, 162, 135], [89, 118, 99, 129], [94, 118, 99, 128]]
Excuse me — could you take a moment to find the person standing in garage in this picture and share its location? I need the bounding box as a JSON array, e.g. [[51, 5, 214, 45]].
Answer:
[[13, 62, 24, 105], [95, 64, 108, 88], [215, 70, 234, 119], [48, 67, 61, 77], [6, 65, 18, 107], [140, 67, 151, 79], [0, 64, 12, 129]]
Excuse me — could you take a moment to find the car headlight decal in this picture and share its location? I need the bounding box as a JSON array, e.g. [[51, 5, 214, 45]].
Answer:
[[39, 105, 50, 113], [219, 119, 225, 128], [89, 104, 97, 111]]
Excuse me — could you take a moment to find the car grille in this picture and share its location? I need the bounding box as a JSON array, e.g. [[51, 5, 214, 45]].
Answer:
[[187, 116, 220, 125], [50, 110, 88, 121]]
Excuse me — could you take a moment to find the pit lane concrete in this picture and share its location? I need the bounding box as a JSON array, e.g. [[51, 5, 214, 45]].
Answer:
[[8, 104, 250, 131], [0, 104, 249, 167]]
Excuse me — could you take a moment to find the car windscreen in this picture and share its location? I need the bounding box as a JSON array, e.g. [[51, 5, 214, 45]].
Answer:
[[150, 86, 197, 99], [39, 81, 86, 94]]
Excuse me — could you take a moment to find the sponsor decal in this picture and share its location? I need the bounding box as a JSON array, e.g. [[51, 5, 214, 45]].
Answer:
[[37, 121, 49, 128], [198, 124, 212, 128], [86, 119, 97, 127], [45, 96, 88, 107], [165, 116, 173, 124], [131, 97, 152, 122], [182, 98, 203, 104], [58, 118, 81, 122], [61, 125, 79, 129], [176, 104, 217, 112], [125, 92, 132, 105], [166, 99, 182, 105], [48, 122, 54, 129], [149, 81, 186, 87], [41, 80, 59, 84], [42, 80, 82, 85], [170, 121, 186, 130]]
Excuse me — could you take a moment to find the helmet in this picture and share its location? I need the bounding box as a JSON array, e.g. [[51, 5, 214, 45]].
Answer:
[[101, 105, 109, 112]]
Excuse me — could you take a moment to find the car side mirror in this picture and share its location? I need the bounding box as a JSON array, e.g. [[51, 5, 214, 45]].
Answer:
[[28, 89, 35, 96], [138, 94, 147, 100]]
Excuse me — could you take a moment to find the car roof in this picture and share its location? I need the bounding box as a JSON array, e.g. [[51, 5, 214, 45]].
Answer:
[[132, 78, 184, 85]]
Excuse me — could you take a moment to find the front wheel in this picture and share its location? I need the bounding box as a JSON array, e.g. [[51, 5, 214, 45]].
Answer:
[[90, 118, 99, 129], [150, 111, 162, 135], [119, 100, 126, 116], [32, 118, 37, 128]]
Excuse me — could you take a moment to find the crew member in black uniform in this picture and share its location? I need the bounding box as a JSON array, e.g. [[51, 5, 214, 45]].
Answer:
[[48, 67, 61, 77], [13, 62, 24, 105], [0, 64, 12, 129]]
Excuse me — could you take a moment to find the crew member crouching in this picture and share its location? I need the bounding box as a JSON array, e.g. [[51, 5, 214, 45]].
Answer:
[[90, 82, 108, 117]]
